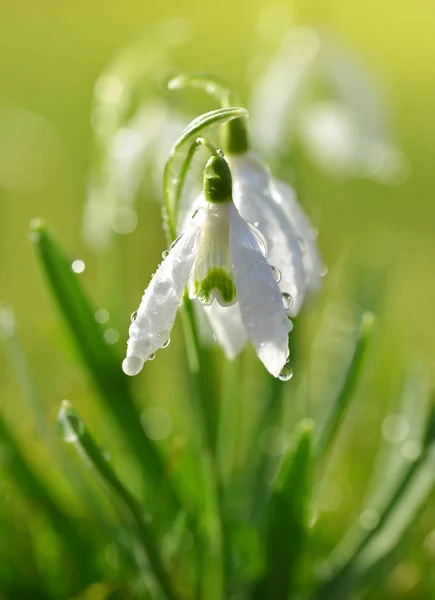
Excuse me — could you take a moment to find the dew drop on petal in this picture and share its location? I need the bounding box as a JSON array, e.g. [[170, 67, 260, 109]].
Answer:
[[170, 235, 183, 249], [271, 265, 282, 283], [321, 265, 329, 277], [298, 239, 308, 253], [254, 221, 259, 227], [156, 331, 170, 349], [278, 361, 293, 382], [282, 292, 293, 311], [148, 353, 156, 361], [162, 250, 170, 259], [72, 260, 85, 273], [130, 311, 138, 323], [122, 356, 144, 376]]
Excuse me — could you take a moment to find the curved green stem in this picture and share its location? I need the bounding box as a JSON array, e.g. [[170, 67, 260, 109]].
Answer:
[[168, 72, 249, 156], [163, 107, 248, 241]]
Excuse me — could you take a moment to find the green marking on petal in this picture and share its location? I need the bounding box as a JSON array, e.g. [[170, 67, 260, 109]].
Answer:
[[195, 267, 236, 305]]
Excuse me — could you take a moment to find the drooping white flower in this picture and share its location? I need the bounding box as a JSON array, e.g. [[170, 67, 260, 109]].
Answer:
[[123, 155, 292, 378], [181, 151, 324, 361], [250, 27, 408, 184]]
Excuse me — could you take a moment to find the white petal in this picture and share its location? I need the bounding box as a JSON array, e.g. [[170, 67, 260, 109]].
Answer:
[[203, 301, 248, 360], [271, 178, 324, 292], [249, 28, 320, 158], [123, 224, 201, 375], [228, 152, 306, 316], [228, 203, 290, 377]]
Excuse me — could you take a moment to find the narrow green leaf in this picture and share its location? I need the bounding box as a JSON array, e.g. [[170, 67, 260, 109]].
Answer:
[[163, 106, 248, 239], [30, 221, 180, 514], [252, 420, 313, 600], [56, 400, 180, 600], [314, 311, 375, 461], [312, 400, 435, 600], [0, 411, 95, 591]]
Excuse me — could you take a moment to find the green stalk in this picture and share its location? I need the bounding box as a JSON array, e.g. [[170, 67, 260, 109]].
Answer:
[[314, 311, 374, 461], [57, 401, 180, 600], [180, 295, 230, 598]]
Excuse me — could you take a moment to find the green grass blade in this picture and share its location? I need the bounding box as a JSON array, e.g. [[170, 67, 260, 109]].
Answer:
[[313, 400, 435, 600], [314, 311, 375, 461], [56, 400, 180, 600], [30, 220, 179, 512], [252, 420, 313, 600], [0, 412, 95, 592]]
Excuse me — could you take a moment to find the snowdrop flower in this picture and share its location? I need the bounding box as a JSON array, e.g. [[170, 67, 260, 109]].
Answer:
[[250, 27, 408, 184], [123, 154, 292, 378], [165, 73, 324, 360], [192, 150, 324, 361]]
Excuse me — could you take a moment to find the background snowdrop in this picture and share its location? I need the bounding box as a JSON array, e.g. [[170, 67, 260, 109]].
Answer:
[[250, 27, 408, 184]]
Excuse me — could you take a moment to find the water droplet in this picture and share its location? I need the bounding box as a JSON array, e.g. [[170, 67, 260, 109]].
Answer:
[[130, 311, 138, 323], [104, 328, 119, 344], [162, 338, 170, 348], [360, 509, 380, 531], [148, 353, 156, 361], [162, 250, 170, 259], [72, 259, 85, 273], [298, 239, 308, 253], [278, 362, 293, 382], [282, 292, 293, 311], [271, 266, 282, 283], [141, 407, 173, 440], [101, 446, 111, 460], [254, 221, 259, 227], [111, 207, 138, 234], [401, 440, 421, 461], [321, 265, 329, 277], [156, 331, 170, 349], [56, 400, 85, 443], [122, 356, 144, 376], [170, 235, 183, 249], [95, 308, 110, 323], [382, 414, 409, 443]]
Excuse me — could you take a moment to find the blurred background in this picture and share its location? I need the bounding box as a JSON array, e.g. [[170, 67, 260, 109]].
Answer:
[[1, 0, 435, 598]]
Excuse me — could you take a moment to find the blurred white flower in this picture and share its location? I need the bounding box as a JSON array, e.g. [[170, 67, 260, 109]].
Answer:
[[82, 19, 191, 250], [250, 27, 408, 184], [123, 155, 292, 379], [83, 102, 186, 249]]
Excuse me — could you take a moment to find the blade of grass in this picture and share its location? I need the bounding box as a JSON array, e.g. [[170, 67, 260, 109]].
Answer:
[[314, 311, 375, 461], [56, 400, 180, 600], [217, 357, 243, 492], [312, 399, 435, 600], [0, 307, 112, 523], [30, 220, 180, 514], [0, 411, 95, 591], [251, 420, 313, 600]]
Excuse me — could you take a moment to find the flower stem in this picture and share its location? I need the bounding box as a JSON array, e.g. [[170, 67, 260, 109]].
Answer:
[[180, 294, 231, 597]]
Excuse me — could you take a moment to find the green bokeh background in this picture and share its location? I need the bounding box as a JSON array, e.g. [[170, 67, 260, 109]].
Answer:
[[1, 0, 435, 598]]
